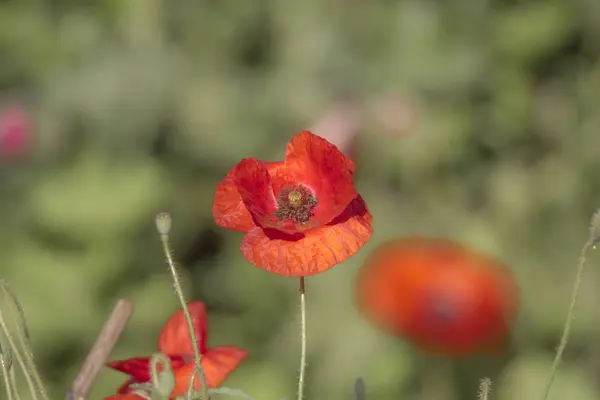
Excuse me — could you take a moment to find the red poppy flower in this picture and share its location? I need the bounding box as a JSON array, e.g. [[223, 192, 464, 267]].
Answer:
[[107, 301, 248, 398], [212, 130, 373, 276], [355, 237, 520, 356]]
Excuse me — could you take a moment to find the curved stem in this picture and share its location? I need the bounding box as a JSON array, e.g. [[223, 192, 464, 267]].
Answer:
[[157, 213, 209, 400], [1, 354, 15, 400], [297, 277, 307, 400], [353, 377, 366, 400], [478, 378, 492, 400], [10, 368, 22, 400], [0, 312, 38, 399], [540, 238, 595, 400], [0, 281, 48, 400]]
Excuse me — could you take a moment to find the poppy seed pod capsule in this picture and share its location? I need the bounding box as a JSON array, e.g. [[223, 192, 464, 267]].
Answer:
[[156, 212, 173, 237], [589, 208, 600, 243], [150, 353, 175, 397]]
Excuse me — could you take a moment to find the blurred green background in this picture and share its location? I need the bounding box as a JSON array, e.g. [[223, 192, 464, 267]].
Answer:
[[2, 0, 600, 399]]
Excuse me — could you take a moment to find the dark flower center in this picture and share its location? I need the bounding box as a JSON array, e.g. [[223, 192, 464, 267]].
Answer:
[[424, 290, 469, 328], [274, 184, 317, 224]]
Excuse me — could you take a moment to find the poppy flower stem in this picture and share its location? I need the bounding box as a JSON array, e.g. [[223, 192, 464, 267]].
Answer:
[[0, 353, 15, 400], [478, 378, 492, 400], [0, 279, 49, 400], [540, 237, 596, 400], [156, 213, 209, 400], [353, 377, 366, 400], [297, 277, 307, 400]]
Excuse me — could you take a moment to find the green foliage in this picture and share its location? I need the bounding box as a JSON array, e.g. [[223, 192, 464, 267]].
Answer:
[[1, 0, 600, 399]]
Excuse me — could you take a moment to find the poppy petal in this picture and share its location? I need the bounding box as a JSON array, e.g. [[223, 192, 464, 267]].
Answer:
[[115, 377, 137, 395], [169, 346, 248, 397], [235, 159, 317, 235], [213, 162, 287, 232], [232, 158, 282, 228], [108, 355, 187, 393], [201, 346, 249, 387], [283, 131, 357, 225], [213, 166, 255, 232], [240, 195, 373, 276], [286, 130, 356, 174], [158, 302, 208, 355], [107, 357, 153, 383]]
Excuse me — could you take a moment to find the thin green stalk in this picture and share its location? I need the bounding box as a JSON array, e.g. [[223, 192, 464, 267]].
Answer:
[[539, 237, 595, 400], [156, 213, 209, 400], [353, 377, 366, 400], [186, 366, 200, 399], [478, 378, 492, 400], [0, 282, 48, 399], [1, 354, 15, 400], [9, 368, 21, 400], [297, 277, 307, 400], [0, 310, 38, 399]]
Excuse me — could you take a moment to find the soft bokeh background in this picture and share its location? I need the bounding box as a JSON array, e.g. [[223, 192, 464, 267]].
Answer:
[[2, 0, 600, 399]]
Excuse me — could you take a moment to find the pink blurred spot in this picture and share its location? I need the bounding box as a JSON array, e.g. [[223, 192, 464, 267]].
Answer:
[[310, 101, 361, 159], [372, 95, 419, 138], [0, 107, 31, 160]]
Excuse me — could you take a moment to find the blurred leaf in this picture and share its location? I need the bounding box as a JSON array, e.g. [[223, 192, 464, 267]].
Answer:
[[208, 387, 256, 400], [28, 153, 165, 241], [498, 354, 599, 400], [492, 1, 574, 63]]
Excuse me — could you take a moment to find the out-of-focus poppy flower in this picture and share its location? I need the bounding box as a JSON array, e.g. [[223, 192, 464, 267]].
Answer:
[[107, 301, 248, 398], [0, 106, 31, 160], [212, 130, 373, 277], [355, 237, 519, 357]]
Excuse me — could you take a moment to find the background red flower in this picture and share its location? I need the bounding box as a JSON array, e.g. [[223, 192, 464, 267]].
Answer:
[[212, 130, 373, 276], [107, 301, 248, 398], [355, 237, 520, 357]]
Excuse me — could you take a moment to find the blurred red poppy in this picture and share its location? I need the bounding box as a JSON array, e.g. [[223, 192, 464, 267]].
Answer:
[[213, 130, 373, 276], [355, 237, 519, 356], [107, 301, 248, 398]]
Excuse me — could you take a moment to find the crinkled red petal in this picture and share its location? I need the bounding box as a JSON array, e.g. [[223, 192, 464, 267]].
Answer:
[[232, 158, 303, 234], [213, 161, 286, 232], [240, 195, 373, 276], [282, 131, 357, 225], [213, 166, 255, 232]]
